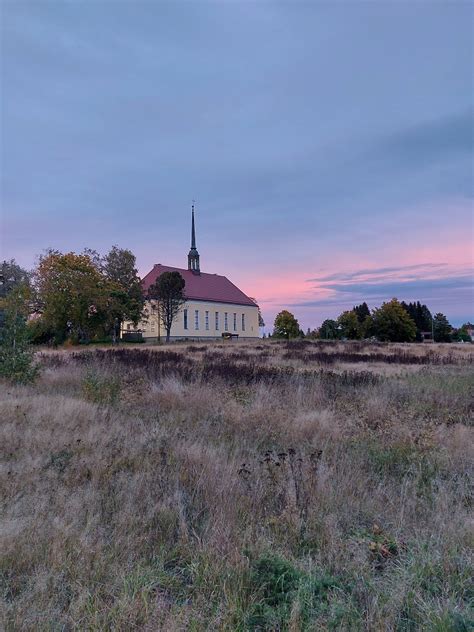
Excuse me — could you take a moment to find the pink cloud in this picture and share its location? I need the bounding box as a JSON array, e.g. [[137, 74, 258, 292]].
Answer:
[[237, 198, 473, 329]]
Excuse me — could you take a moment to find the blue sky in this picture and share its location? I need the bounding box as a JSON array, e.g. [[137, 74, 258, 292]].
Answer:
[[1, 1, 473, 328]]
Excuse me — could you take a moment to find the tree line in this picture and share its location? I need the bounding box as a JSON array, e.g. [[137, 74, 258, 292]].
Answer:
[[0, 248, 193, 381], [271, 300, 471, 343], [1, 248, 471, 383], [1, 248, 145, 345], [0, 248, 191, 345]]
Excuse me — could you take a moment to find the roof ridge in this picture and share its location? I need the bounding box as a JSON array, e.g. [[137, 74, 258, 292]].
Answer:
[[152, 263, 227, 279], [141, 263, 255, 307]]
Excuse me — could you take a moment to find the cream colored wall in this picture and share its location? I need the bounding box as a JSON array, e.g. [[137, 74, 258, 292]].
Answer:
[[126, 300, 260, 339]]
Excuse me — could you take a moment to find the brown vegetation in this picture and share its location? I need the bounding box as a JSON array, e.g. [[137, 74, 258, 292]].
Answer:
[[1, 340, 473, 630]]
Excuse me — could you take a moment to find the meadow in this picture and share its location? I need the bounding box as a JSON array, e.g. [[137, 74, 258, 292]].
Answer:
[[1, 340, 473, 631]]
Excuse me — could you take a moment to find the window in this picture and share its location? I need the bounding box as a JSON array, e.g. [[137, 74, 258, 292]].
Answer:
[[205, 311, 209, 330], [183, 309, 188, 330], [224, 312, 228, 331], [233, 313, 237, 331], [194, 309, 199, 330], [215, 312, 219, 330], [242, 314, 245, 331]]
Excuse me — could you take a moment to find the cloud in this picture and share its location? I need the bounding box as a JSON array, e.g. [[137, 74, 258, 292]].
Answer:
[[323, 276, 472, 297], [306, 263, 448, 284], [371, 109, 474, 168], [296, 277, 472, 305], [293, 262, 473, 308]]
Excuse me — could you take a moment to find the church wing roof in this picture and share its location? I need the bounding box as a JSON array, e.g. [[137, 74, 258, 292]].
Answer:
[[142, 264, 257, 307]]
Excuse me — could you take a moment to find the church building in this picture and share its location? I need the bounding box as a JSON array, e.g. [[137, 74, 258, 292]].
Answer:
[[130, 206, 259, 340]]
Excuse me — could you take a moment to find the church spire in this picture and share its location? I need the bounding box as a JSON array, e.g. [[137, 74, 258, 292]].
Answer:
[[191, 203, 197, 250], [188, 202, 200, 273]]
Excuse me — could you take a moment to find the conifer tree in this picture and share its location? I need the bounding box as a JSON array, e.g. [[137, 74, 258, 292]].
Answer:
[[353, 302, 370, 324], [433, 313, 452, 342]]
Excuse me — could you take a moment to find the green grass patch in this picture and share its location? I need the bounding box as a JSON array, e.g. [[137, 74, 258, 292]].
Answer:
[[245, 553, 341, 630], [81, 369, 121, 405]]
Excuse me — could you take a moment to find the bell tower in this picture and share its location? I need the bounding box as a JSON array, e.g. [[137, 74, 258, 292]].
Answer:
[[188, 203, 200, 274]]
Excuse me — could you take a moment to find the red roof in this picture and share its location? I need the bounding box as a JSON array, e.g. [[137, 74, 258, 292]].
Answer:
[[142, 264, 256, 307]]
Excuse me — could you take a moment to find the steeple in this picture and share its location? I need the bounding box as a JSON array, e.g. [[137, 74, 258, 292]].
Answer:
[[188, 202, 200, 273]]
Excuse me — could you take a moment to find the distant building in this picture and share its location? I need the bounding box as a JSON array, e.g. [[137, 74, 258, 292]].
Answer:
[[125, 206, 259, 340]]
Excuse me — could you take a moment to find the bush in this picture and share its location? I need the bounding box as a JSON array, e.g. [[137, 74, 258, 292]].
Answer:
[[0, 346, 38, 384], [246, 554, 340, 629], [122, 332, 144, 343], [27, 317, 55, 345], [251, 554, 301, 607], [81, 369, 121, 405], [0, 285, 39, 383]]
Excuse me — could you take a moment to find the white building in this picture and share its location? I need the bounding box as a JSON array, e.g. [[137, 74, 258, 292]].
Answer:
[[127, 206, 259, 341]]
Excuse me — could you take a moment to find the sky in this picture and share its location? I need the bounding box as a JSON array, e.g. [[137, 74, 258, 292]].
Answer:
[[1, 1, 473, 329]]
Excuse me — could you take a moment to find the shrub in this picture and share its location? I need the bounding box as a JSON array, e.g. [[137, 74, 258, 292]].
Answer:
[[246, 554, 340, 629], [250, 554, 301, 607], [81, 369, 121, 405], [0, 284, 39, 383], [27, 317, 55, 345], [247, 554, 301, 629]]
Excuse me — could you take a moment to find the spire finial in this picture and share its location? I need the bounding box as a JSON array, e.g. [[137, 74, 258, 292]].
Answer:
[[191, 200, 196, 249]]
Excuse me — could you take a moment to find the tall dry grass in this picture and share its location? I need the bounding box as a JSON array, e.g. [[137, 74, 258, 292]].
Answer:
[[1, 340, 473, 630]]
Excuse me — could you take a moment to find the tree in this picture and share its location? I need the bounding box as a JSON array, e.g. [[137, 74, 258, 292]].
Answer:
[[416, 302, 432, 332], [319, 319, 340, 340], [148, 271, 186, 342], [102, 246, 145, 340], [361, 314, 375, 339], [1, 260, 31, 329], [82, 248, 103, 271], [353, 302, 370, 324], [273, 310, 300, 339], [337, 310, 361, 339], [433, 313, 452, 342], [250, 297, 265, 327], [0, 260, 30, 298], [34, 251, 113, 344], [0, 283, 38, 383], [371, 298, 417, 342], [452, 325, 471, 343], [401, 301, 432, 341]]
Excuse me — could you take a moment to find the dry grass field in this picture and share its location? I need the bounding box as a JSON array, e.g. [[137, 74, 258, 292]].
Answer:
[[1, 340, 473, 631]]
